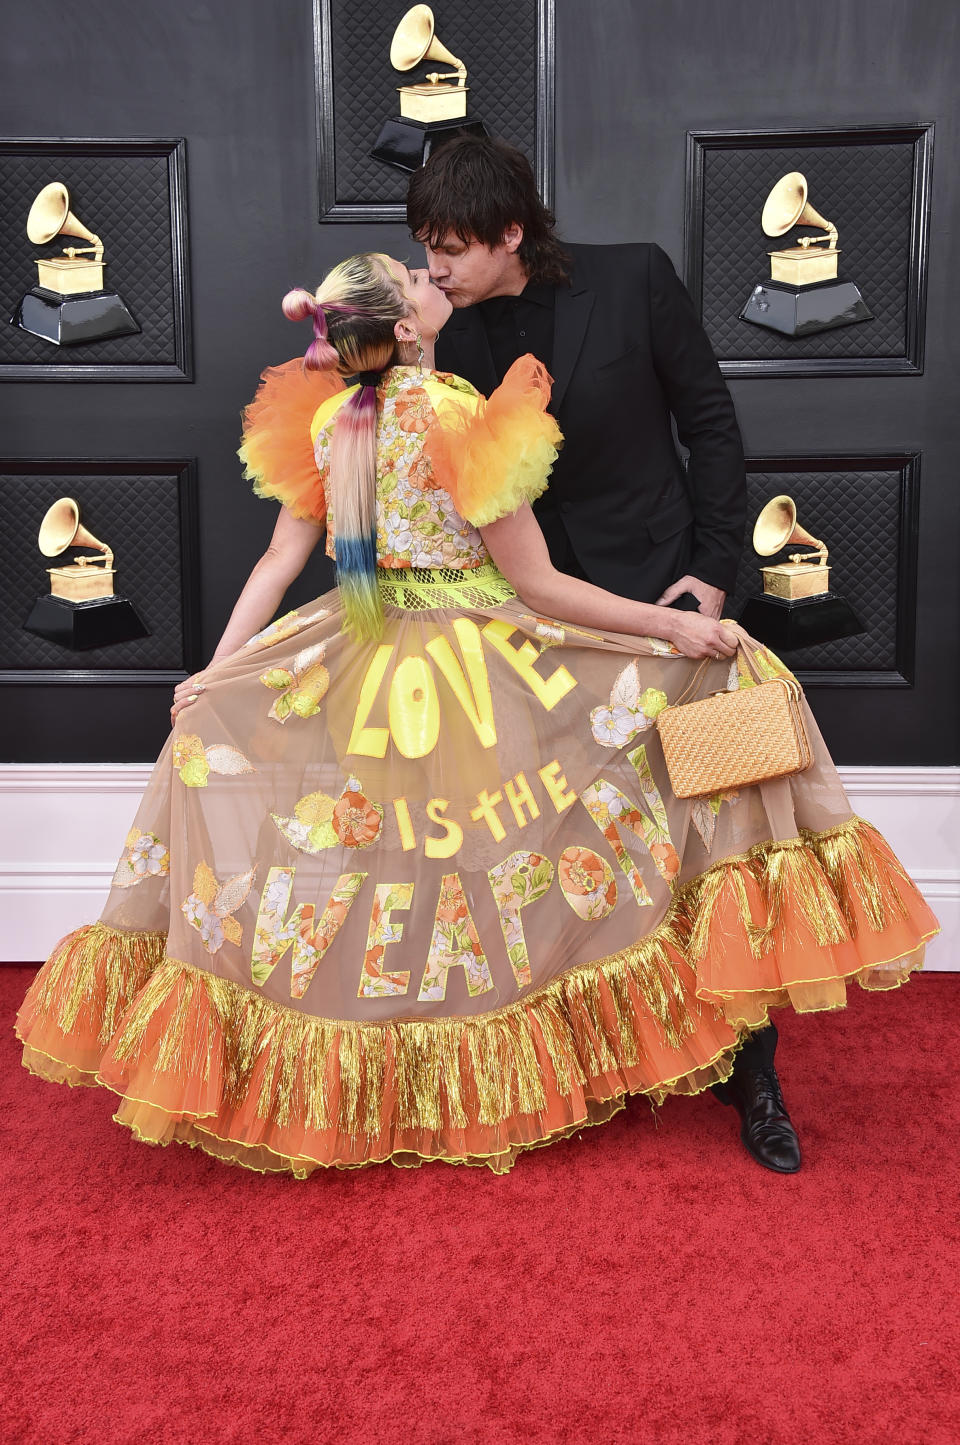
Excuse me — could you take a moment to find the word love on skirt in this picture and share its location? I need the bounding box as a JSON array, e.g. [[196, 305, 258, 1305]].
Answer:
[[17, 564, 938, 1175]]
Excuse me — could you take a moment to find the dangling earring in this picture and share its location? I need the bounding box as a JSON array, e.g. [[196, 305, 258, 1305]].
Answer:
[[416, 333, 424, 373]]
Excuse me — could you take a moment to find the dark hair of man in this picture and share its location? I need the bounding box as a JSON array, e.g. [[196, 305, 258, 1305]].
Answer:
[[407, 134, 571, 287]]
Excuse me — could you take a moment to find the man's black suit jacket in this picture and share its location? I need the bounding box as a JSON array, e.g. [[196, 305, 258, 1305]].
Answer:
[[435, 242, 746, 604]]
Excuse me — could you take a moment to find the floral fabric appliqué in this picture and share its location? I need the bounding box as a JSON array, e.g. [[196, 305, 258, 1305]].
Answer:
[[248, 609, 307, 650], [260, 641, 330, 723], [557, 846, 618, 921], [272, 790, 338, 853], [181, 860, 256, 953], [332, 778, 384, 849], [112, 829, 170, 888], [172, 734, 256, 788], [590, 661, 668, 748], [250, 865, 366, 995]]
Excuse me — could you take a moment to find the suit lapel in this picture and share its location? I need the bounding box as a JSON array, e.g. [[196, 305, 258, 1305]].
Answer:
[[439, 265, 595, 414], [438, 310, 497, 395], [551, 281, 595, 415]]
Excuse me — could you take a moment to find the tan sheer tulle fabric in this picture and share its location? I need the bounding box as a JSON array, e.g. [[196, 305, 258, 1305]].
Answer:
[[18, 572, 938, 1175], [15, 354, 938, 1175]]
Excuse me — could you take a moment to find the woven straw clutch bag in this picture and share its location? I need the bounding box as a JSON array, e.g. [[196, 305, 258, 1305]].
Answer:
[[656, 653, 812, 800]]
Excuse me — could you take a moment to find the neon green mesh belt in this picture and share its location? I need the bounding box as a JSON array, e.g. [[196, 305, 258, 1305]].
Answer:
[[376, 561, 517, 611]]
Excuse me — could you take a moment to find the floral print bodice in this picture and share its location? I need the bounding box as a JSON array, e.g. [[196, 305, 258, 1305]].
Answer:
[[314, 367, 488, 571]]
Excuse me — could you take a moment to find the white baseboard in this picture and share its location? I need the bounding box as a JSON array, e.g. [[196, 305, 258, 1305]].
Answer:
[[1, 763, 956, 968], [1, 764, 155, 963]]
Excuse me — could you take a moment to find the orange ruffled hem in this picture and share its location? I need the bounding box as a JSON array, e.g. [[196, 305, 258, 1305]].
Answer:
[[423, 354, 562, 526], [238, 357, 344, 524], [684, 817, 938, 1028], [16, 818, 937, 1177]]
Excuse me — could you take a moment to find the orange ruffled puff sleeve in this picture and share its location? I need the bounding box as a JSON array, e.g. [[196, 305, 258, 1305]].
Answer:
[[422, 354, 563, 526], [237, 359, 346, 524]]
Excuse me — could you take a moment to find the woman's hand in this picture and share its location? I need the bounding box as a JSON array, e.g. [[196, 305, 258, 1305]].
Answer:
[[660, 611, 739, 660], [170, 673, 208, 727]]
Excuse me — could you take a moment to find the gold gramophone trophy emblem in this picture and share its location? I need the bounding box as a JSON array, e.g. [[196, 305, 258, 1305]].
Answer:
[[370, 5, 487, 172], [740, 172, 872, 337], [10, 181, 140, 346], [738, 495, 863, 650], [23, 498, 148, 650]]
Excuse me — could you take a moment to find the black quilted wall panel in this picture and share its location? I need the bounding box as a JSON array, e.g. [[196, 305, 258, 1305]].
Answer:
[[686, 127, 932, 374], [731, 458, 919, 684], [0, 0, 955, 766], [0, 139, 190, 379], [1, 464, 198, 675], [317, 0, 549, 217]]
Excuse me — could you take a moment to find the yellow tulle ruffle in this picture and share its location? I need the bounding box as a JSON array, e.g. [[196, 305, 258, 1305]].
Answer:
[[423, 354, 562, 526]]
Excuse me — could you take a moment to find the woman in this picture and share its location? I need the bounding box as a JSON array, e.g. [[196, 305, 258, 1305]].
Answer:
[[17, 252, 937, 1176]]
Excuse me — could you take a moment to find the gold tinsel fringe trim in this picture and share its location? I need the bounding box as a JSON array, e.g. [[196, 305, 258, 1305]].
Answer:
[[26, 922, 167, 1044], [109, 923, 697, 1138], [808, 820, 912, 935], [99, 817, 931, 1144], [676, 816, 914, 961], [21, 817, 931, 1159]]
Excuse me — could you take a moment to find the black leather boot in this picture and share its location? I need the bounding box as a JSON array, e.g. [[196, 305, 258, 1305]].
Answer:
[[712, 1025, 801, 1173], [713, 1062, 802, 1173]]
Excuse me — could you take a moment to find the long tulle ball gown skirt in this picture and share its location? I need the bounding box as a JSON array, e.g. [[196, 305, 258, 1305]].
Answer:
[[17, 563, 938, 1175]]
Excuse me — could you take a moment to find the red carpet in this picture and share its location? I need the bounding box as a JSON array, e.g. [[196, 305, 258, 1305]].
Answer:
[[2, 966, 958, 1445]]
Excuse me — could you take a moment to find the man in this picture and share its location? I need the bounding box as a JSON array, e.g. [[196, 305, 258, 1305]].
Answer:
[[407, 134, 801, 1174]]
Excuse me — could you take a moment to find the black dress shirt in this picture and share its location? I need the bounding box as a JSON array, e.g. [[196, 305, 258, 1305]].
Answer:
[[476, 282, 555, 383]]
